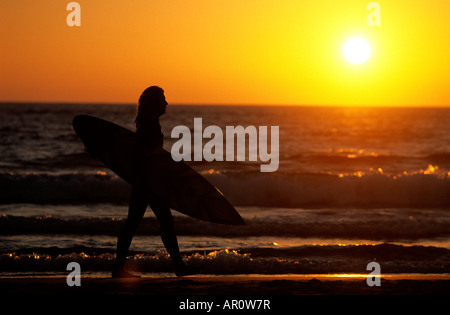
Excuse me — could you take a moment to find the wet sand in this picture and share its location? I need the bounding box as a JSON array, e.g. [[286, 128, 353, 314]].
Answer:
[[1, 274, 449, 296], [1, 274, 447, 313]]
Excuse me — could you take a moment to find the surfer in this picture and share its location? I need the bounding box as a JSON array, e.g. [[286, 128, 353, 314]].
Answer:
[[112, 86, 197, 278]]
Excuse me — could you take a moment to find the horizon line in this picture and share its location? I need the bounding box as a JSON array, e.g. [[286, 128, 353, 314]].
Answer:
[[1, 100, 449, 109]]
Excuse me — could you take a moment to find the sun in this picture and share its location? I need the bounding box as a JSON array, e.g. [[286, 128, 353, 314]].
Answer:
[[343, 38, 371, 64]]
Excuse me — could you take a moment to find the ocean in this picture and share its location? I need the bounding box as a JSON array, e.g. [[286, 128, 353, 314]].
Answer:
[[1, 102, 449, 277]]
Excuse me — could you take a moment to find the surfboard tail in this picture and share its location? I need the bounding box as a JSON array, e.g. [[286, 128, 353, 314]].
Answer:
[[72, 115, 102, 157]]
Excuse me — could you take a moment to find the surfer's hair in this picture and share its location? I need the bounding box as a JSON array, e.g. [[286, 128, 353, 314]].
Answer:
[[135, 86, 165, 125]]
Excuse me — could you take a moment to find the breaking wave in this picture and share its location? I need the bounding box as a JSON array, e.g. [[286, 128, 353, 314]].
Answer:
[[1, 244, 449, 275], [1, 208, 449, 240], [1, 168, 449, 208]]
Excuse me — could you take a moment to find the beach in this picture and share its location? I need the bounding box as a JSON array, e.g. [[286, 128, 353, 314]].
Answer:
[[2, 274, 450, 296], [2, 275, 448, 313]]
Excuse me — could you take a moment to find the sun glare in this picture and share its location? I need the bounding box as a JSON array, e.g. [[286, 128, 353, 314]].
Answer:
[[343, 38, 371, 64]]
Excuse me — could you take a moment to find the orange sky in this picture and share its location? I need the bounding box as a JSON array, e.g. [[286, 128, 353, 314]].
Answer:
[[1, 0, 449, 106]]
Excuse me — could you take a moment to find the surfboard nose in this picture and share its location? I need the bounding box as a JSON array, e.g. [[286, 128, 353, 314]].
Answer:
[[202, 197, 246, 225]]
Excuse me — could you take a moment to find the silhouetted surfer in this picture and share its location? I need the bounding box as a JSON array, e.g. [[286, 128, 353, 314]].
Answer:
[[112, 86, 197, 278]]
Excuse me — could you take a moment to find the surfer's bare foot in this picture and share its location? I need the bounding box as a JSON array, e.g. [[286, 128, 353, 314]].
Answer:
[[112, 266, 140, 278], [174, 264, 201, 277]]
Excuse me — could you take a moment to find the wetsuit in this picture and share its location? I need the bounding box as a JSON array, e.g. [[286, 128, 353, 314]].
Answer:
[[115, 118, 185, 276]]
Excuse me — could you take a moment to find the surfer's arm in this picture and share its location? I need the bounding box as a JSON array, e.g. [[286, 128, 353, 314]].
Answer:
[[136, 121, 164, 151]]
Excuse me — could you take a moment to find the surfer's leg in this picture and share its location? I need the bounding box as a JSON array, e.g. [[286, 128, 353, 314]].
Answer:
[[149, 201, 199, 276], [149, 202, 183, 264], [113, 189, 148, 278]]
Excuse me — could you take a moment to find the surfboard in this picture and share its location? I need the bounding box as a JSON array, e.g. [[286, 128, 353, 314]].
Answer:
[[72, 115, 245, 225]]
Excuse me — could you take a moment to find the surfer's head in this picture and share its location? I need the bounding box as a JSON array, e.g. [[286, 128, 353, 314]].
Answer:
[[135, 86, 168, 124]]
